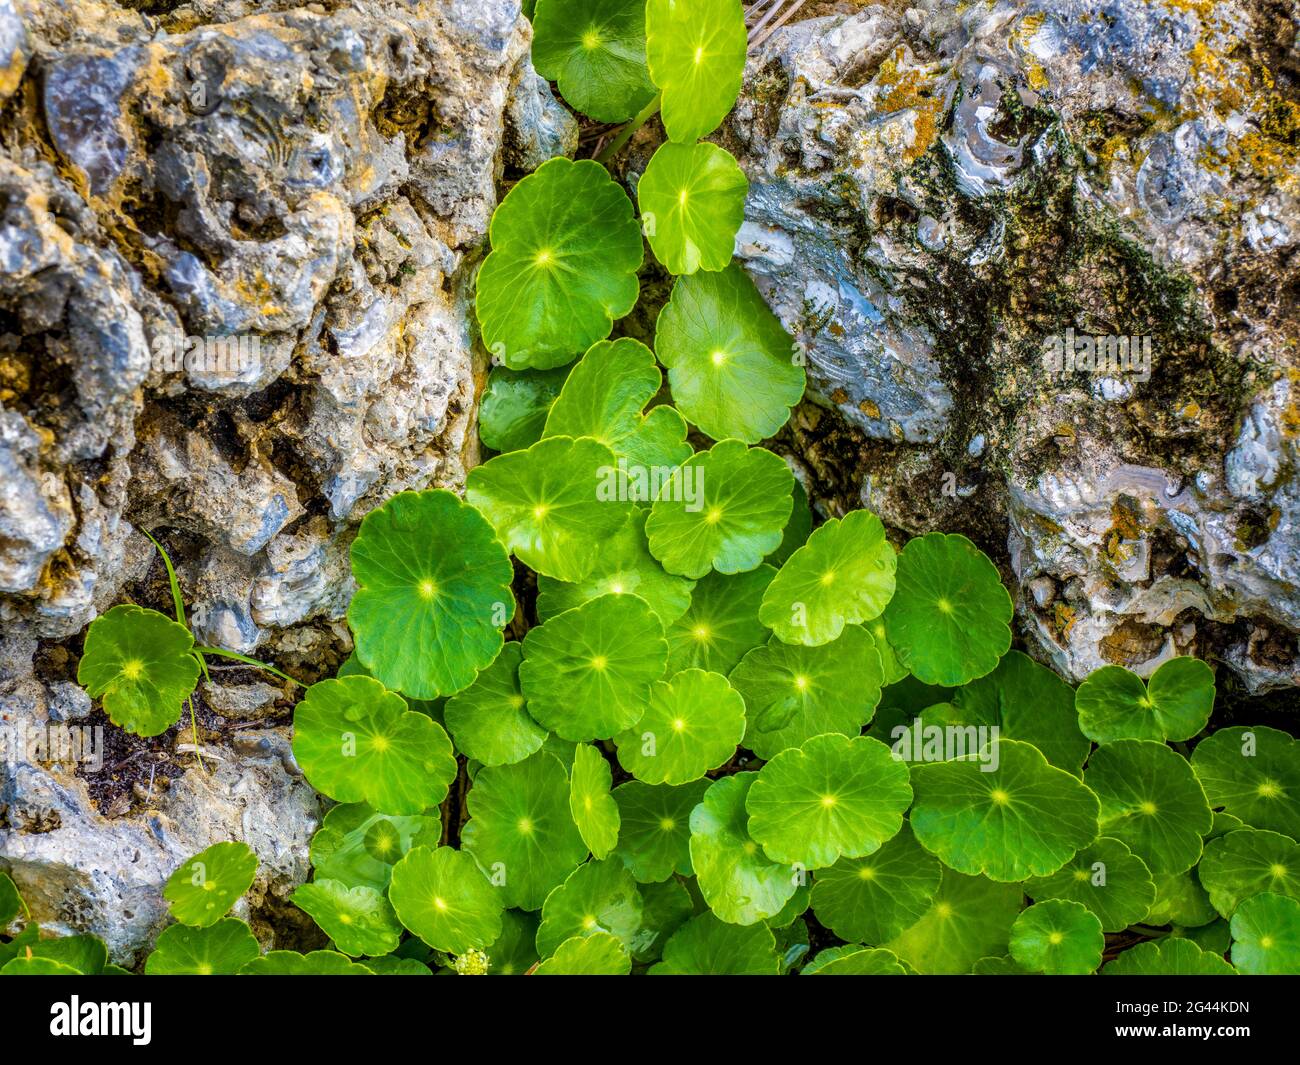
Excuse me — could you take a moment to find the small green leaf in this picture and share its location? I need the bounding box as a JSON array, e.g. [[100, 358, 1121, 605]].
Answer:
[[533, 931, 632, 974], [1192, 725, 1300, 839], [883, 867, 1022, 975], [1101, 937, 1236, 975], [1077, 657, 1215, 743], [1024, 836, 1156, 932], [77, 604, 200, 737], [532, 0, 656, 123], [388, 846, 505, 953], [745, 733, 912, 869], [484, 909, 540, 975], [615, 668, 746, 784], [645, 0, 747, 142], [479, 364, 570, 454], [639, 141, 748, 274], [570, 744, 621, 860], [1, 956, 81, 976], [648, 912, 780, 974], [241, 950, 375, 975], [476, 158, 642, 369], [802, 946, 909, 975], [535, 861, 644, 957], [610, 779, 710, 882], [666, 565, 774, 675], [1199, 828, 1300, 919], [144, 919, 260, 975], [1009, 900, 1104, 975], [293, 675, 457, 815], [1146, 871, 1218, 928], [461, 751, 589, 909], [630, 878, 694, 962], [646, 441, 793, 579], [291, 879, 401, 957], [759, 510, 896, 646], [882, 532, 1012, 686], [444, 643, 547, 767], [309, 804, 438, 892], [520, 594, 668, 741], [655, 264, 805, 443], [1229, 892, 1300, 974], [348, 489, 514, 699], [26, 934, 108, 975], [163, 842, 258, 928]]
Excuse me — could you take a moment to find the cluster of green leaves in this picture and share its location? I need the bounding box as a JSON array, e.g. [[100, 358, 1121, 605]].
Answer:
[[41, 0, 1297, 979]]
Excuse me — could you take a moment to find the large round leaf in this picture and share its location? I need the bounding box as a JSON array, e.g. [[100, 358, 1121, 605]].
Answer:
[[646, 441, 793, 579], [730, 626, 884, 759], [809, 822, 941, 944], [689, 773, 800, 925], [1024, 836, 1156, 932], [648, 912, 780, 974], [1230, 892, 1300, 974], [759, 510, 896, 646], [542, 338, 690, 470], [883, 867, 1022, 975], [533, 931, 632, 975], [667, 565, 773, 675], [466, 436, 633, 582], [476, 158, 642, 369], [461, 751, 589, 910], [519, 594, 667, 741], [348, 489, 514, 699], [570, 744, 621, 860], [645, 0, 747, 142], [1101, 937, 1236, 975], [655, 264, 805, 443], [610, 779, 710, 883], [535, 860, 643, 957], [639, 141, 748, 274], [291, 879, 401, 957], [745, 733, 912, 869], [444, 643, 546, 768], [614, 668, 745, 784], [1085, 740, 1213, 875], [163, 842, 258, 928], [144, 919, 260, 975], [388, 846, 505, 954], [882, 532, 1013, 686], [1192, 725, 1300, 839], [1009, 900, 1104, 975], [1199, 828, 1300, 919], [479, 364, 569, 454], [910, 738, 1100, 881], [78, 604, 200, 737], [532, 0, 656, 123], [1077, 656, 1215, 743], [292, 675, 457, 815]]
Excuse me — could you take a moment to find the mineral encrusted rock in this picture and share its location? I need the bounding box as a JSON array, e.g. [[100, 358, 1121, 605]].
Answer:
[[0, 0, 572, 964]]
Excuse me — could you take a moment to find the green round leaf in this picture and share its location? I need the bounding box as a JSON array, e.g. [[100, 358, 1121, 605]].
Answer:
[[883, 867, 1022, 975], [163, 842, 258, 928], [969, 955, 1031, 975], [639, 141, 748, 275], [1192, 725, 1300, 839], [570, 744, 621, 859], [361, 956, 433, 976], [631, 878, 694, 961], [26, 934, 108, 975], [1, 956, 82, 976], [542, 337, 690, 470], [1009, 900, 1104, 974], [535, 860, 644, 957], [532, 0, 656, 123], [655, 264, 805, 444], [444, 643, 546, 768], [759, 509, 896, 647], [667, 565, 773, 675], [241, 950, 374, 975], [520, 594, 668, 741], [479, 364, 570, 454], [1102, 936, 1236, 975], [690, 773, 800, 925], [1085, 740, 1213, 875], [802, 946, 908, 975], [537, 509, 694, 627], [484, 909, 540, 975], [745, 733, 912, 869], [646, 441, 793, 579], [533, 931, 632, 974], [731, 626, 884, 760], [309, 804, 438, 892], [476, 157, 642, 370], [882, 532, 1013, 686], [1200, 829, 1300, 919], [1146, 871, 1218, 928], [291, 879, 401, 957], [648, 912, 780, 974], [77, 604, 200, 737], [645, 0, 747, 142], [614, 668, 745, 784], [910, 738, 1100, 882], [610, 779, 710, 882], [809, 822, 942, 944], [348, 489, 514, 699], [144, 919, 260, 975], [466, 436, 633, 582], [1077, 656, 1215, 744], [1024, 836, 1156, 933], [389, 846, 505, 953], [1229, 892, 1300, 974], [293, 675, 457, 815], [461, 751, 589, 909]]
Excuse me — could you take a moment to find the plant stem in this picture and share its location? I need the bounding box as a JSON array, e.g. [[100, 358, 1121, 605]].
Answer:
[[188, 696, 207, 773], [595, 93, 662, 167]]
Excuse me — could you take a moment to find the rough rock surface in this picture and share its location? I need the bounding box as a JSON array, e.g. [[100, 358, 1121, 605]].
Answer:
[[0, 0, 573, 965], [720, 0, 1300, 694]]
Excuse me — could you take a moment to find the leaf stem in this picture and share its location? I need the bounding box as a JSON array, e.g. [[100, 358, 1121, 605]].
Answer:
[[595, 92, 662, 167], [141, 529, 186, 628]]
